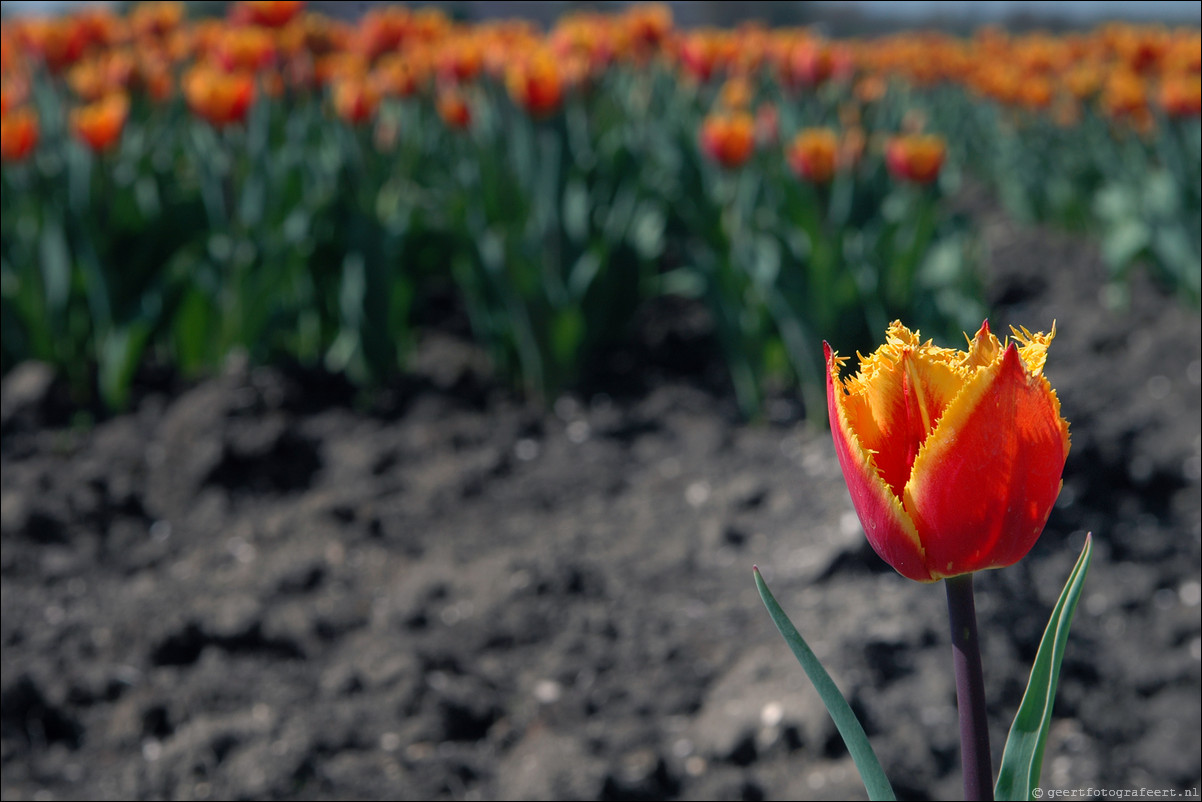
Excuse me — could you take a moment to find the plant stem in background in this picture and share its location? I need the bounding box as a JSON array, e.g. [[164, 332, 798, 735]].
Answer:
[[946, 573, 994, 801]]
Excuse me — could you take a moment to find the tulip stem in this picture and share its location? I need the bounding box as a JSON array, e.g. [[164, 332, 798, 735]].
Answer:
[[945, 573, 994, 801]]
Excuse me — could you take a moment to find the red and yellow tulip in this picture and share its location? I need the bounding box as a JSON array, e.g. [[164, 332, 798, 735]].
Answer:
[[331, 75, 378, 126], [182, 64, 255, 127], [825, 321, 1070, 582], [885, 133, 946, 184], [786, 127, 839, 183], [699, 110, 754, 169], [506, 48, 563, 117], [70, 91, 129, 152]]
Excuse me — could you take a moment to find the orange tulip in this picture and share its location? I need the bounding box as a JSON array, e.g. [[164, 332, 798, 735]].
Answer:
[[549, 13, 615, 76], [1159, 74, 1201, 118], [1101, 69, 1149, 120], [211, 26, 277, 73], [699, 111, 754, 169], [331, 76, 379, 126], [826, 321, 1070, 582], [371, 53, 427, 98], [855, 74, 888, 104], [22, 17, 90, 74], [783, 38, 850, 88], [1, 106, 39, 162], [130, 2, 183, 41], [436, 35, 484, 85], [183, 65, 255, 128], [621, 4, 672, 61], [136, 54, 175, 102], [885, 133, 946, 184], [718, 76, 752, 110], [70, 92, 129, 152], [786, 128, 838, 183], [678, 29, 731, 84], [436, 89, 471, 130], [506, 49, 563, 117], [356, 7, 412, 63]]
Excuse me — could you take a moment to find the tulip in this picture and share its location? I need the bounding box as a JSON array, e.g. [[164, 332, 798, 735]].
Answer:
[[70, 92, 129, 153], [233, 1, 304, 29], [1, 106, 39, 163], [182, 65, 255, 128], [678, 30, 730, 84], [699, 111, 754, 169], [786, 128, 838, 183], [718, 76, 752, 110], [331, 76, 379, 126], [130, 2, 183, 40], [784, 38, 851, 88], [506, 49, 563, 117], [621, 4, 672, 59], [1159, 74, 1201, 118], [825, 320, 1070, 583], [885, 133, 946, 184], [436, 89, 471, 130]]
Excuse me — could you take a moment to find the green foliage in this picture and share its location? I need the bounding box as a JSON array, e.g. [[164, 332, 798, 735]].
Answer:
[[995, 535, 1093, 802], [754, 567, 897, 801], [4, 63, 982, 416], [927, 84, 1201, 306]]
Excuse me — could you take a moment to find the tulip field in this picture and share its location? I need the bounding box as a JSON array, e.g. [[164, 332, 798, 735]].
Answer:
[[2, 2, 1198, 414], [1, 4, 1200, 802]]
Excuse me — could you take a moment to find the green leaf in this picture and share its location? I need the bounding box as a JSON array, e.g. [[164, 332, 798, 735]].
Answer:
[[98, 322, 152, 411], [172, 284, 217, 375], [753, 567, 896, 801], [1101, 220, 1150, 270], [39, 217, 72, 316], [995, 534, 1093, 802]]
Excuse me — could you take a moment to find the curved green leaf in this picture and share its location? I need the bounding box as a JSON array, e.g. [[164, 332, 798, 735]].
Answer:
[[995, 534, 1093, 801], [754, 567, 896, 801]]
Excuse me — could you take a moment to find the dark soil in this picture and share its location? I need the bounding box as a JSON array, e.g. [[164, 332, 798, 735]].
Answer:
[[2, 201, 1200, 801]]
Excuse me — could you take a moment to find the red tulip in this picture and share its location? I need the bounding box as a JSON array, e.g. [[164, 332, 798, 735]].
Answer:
[[825, 321, 1070, 582]]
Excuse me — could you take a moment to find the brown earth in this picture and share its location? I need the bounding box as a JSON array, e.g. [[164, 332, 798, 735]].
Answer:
[[2, 201, 1200, 800]]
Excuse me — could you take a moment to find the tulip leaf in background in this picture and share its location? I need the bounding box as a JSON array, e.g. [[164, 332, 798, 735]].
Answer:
[[1094, 169, 1201, 307], [753, 567, 897, 802], [934, 82, 1202, 308], [995, 534, 1093, 802]]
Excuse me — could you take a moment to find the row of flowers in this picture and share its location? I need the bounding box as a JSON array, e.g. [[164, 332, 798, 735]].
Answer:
[[2, 3, 1199, 158], [1, 3, 1197, 412]]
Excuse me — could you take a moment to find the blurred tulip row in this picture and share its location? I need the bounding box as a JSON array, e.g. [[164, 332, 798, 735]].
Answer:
[[1, 2, 1198, 413]]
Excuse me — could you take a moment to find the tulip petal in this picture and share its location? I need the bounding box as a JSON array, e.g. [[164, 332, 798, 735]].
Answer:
[[826, 343, 929, 581], [903, 344, 1070, 579], [840, 325, 963, 499]]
